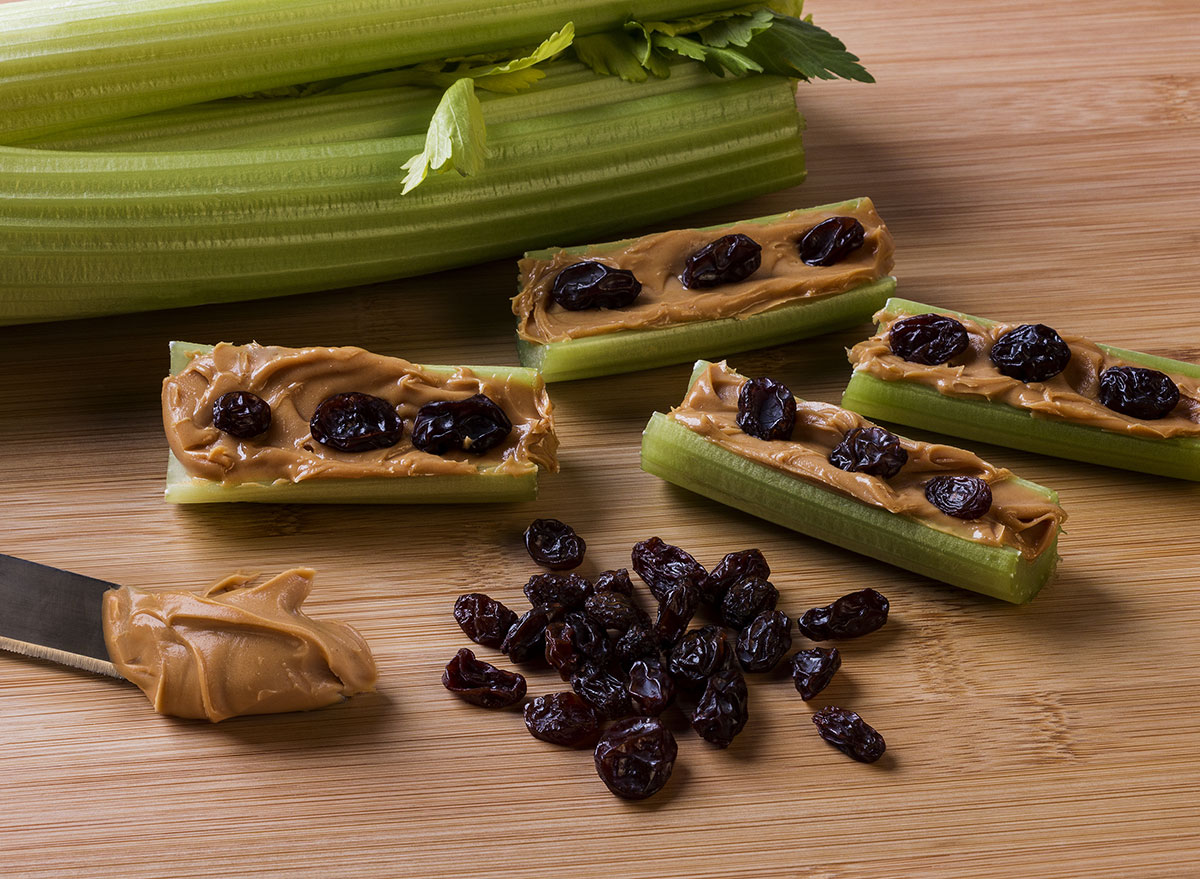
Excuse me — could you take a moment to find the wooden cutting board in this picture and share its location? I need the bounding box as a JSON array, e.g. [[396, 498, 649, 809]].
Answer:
[[2, 2, 1198, 877]]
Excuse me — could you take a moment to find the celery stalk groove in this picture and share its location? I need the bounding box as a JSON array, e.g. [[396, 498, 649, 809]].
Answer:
[[165, 342, 544, 505], [0, 74, 805, 324], [640, 362, 1062, 603], [0, 0, 738, 143], [841, 298, 1200, 481]]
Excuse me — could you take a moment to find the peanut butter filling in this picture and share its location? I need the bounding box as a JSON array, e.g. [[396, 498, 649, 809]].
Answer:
[[102, 569, 377, 722], [848, 308, 1200, 438], [513, 198, 894, 344], [163, 343, 558, 483], [669, 362, 1066, 558]]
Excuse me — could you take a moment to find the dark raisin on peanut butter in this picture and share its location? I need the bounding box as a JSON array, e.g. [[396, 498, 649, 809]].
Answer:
[[797, 216, 866, 266], [212, 390, 272, 439], [551, 262, 642, 311], [925, 475, 993, 520], [680, 233, 762, 289], [736, 377, 797, 441], [411, 393, 512, 456], [889, 313, 970, 365], [988, 323, 1072, 383], [1097, 365, 1180, 420], [310, 392, 402, 452]]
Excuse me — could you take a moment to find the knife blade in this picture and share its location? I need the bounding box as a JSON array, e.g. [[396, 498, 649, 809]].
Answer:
[[0, 553, 120, 677]]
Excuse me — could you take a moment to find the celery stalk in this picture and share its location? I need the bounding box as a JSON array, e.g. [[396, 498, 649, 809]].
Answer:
[[0, 73, 805, 325], [841, 298, 1200, 481], [640, 362, 1062, 603], [0, 0, 736, 144], [165, 342, 543, 504], [516, 198, 893, 382], [17, 60, 720, 153]]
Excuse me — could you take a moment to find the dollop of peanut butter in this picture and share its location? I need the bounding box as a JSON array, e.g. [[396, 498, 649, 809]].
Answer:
[[513, 198, 894, 344], [848, 308, 1200, 437], [669, 362, 1066, 558], [163, 343, 558, 483], [102, 569, 377, 722]]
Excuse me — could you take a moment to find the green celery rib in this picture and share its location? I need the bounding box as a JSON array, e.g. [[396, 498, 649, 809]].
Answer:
[[0, 0, 740, 144], [16, 60, 721, 153], [0, 74, 805, 324], [520, 278, 893, 382], [640, 364, 1061, 603], [516, 198, 905, 382], [840, 298, 1200, 481], [165, 342, 541, 504]]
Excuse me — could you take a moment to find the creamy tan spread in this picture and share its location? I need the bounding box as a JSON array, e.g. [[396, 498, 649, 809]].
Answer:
[[102, 569, 377, 722], [514, 198, 894, 344], [669, 362, 1066, 558], [849, 308, 1200, 438], [163, 343, 558, 483]]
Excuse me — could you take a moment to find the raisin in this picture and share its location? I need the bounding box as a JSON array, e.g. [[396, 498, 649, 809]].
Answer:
[[545, 613, 612, 681], [736, 376, 797, 441], [828, 426, 908, 478], [544, 622, 579, 681], [792, 647, 841, 701], [925, 475, 992, 519], [668, 625, 732, 691], [411, 393, 512, 456], [442, 648, 527, 709], [212, 391, 271, 439], [584, 590, 650, 633], [989, 323, 1072, 383], [627, 660, 676, 715], [524, 572, 591, 609], [551, 261, 642, 311], [594, 716, 678, 800], [593, 568, 635, 597], [889, 314, 969, 365], [797, 216, 866, 266], [523, 692, 601, 748], [501, 602, 563, 663], [797, 588, 890, 641], [736, 610, 792, 673], [615, 625, 659, 667], [811, 706, 886, 763], [654, 578, 699, 648], [1098, 365, 1181, 420], [631, 537, 707, 602], [690, 667, 749, 748], [719, 576, 779, 629], [524, 518, 586, 570], [310, 392, 402, 452], [453, 592, 518, 649], [700, 548, 770, 606], [680, 233, 762, 289], [571, 664, 633, 719]]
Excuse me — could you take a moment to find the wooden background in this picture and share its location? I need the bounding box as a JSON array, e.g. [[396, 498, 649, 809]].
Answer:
[[2, 2, 1198, 876]]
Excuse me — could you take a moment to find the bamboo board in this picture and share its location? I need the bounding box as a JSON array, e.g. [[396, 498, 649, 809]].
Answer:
[[2, 2, 1199, 877]]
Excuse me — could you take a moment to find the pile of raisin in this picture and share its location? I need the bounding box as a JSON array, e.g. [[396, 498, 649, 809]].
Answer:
[[443, 522, 894, 800]]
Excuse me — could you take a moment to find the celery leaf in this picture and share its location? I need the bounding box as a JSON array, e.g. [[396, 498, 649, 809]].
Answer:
[[464, 24, 575, 92], [652, 34, 763, 77], [400, 78, 489, 194], [698, 8, 774, 47], [573, 31, 652, 82], [740, 16, 874, 82]]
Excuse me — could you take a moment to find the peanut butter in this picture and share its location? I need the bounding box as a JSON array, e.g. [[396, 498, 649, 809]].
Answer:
[[163, 343, 558, 483], [514, 199, 894, 344], [102, 569, 377, 722], [669, 362, 1065, 558], [849, 308, 1200, 438]]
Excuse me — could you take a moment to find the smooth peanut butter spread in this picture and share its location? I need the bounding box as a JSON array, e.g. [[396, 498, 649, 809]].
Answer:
[[849, 308, 1200, 438], [514, 198, 894, 344], [163, 343, 558, 483], [669, 362, 1066, 558], [102, 569, 377, 722]]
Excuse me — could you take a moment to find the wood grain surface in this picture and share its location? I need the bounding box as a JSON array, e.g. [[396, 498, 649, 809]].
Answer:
[[3, 2, 1199, 877]]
